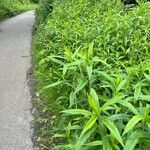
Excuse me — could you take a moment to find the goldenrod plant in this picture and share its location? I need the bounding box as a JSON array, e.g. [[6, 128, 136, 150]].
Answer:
[[33, 0, 150, 149]]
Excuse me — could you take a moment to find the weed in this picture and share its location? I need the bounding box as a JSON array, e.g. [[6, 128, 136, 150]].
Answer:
[[33, 0, 150, 149]]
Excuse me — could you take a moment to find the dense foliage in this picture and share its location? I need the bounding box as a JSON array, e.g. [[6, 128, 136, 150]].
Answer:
[[0, 0, 37, 21], [33, 0, 150, 149]]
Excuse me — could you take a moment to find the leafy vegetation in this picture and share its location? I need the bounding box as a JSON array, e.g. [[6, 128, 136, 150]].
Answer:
[[0, 0, 37, 21], [33, 0, 150, 149]]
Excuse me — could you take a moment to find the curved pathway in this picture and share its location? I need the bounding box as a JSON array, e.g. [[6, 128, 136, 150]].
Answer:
[[0, 11, 35, 150]]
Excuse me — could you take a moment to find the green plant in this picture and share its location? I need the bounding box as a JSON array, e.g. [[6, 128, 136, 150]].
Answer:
[[33, 0, 150, 149], [0, 0, 37, 21]]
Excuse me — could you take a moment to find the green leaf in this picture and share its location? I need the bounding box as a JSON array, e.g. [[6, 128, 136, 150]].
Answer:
[[64, 125, 81, 130], [84, 140, 103, 146], [53, 144, 74, 150], [81, 115, 97, 136], [43, 81, 63, 89], [97, 71, 114, 83], [113, 144, 121, 150], [123, 115, 143, 135], [61, 109, 92, 116], [103, 135, 112, 150], [69, 92, 76, 108], [137, 95, 150, 101], [101, 117, 124, 147], [93, 57, 111, 68], [53, 134, 67, 138], [134, 83, 141, 100], [63, 64, 68, 76], [86, 65, 93, 80], [101, 95, 125, 112], [88, 41, 94, 58], [124, 130, 150, 150], [48, 57, 65, 65], [90, 88, 99, 107], [75, 80, 88, 93], [64, 46, 74, 61], [116, 79, 127, 93], [63, 61, 82, 76], [75, 125, 97, 150], [124, 139, 138, 150], [118, 100, 139, 115], [144, 73, 150, 81], [144, 105, 150, 117], [109, 114, 129, 121], [88, 95, 99, 113]]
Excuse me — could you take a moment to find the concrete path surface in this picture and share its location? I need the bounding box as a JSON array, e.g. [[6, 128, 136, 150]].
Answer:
[[0, 11, 35, 150]]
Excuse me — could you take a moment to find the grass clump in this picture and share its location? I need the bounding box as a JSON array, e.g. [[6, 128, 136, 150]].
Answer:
[[0, 0, 37, 21], [33, 0, 150, 149]]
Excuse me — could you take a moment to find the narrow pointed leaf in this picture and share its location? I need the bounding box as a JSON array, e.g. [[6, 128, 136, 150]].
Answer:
[[81, 115, 97, 136], [75, 125, 97, 150], [86, 65, 93, 80], [52, 144, 74, 150], [69, 92, 76, 108], [101, 117, 124, 146], [116, 79, 127, 93], [90, 88, 99, 107], [124, 130, 150, 150], [75, 80, 88, 93], [118, 100, 139, 115], [61, 109, 92, 116], [84, 140, 103, 146], [101, 95, 125, 112], [138, 95, 150, 101], [97, 71, 114, 83], [123, 115, 143, 135], [88, 95, 99, 113], [88, 41, 94, 58], [43, 81, 63, 89]]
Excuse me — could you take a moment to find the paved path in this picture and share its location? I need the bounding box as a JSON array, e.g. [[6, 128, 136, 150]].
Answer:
[[0, 11, 35, 150]]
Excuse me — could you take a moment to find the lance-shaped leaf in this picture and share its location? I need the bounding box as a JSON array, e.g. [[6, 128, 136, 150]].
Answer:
[[101, 95, 125, 112], [61, 109, 92, 116], [75, 80, 88, 93], [75, 125, 97, 150], [80, 115, 97, 137], [101, 117, 124, 147], [124, 130, 150, 150], [116, 79, 127, 93], [43, 81, 63, 89], [137, 95, 150, 102], [123, 115, 143, 136], [118, 100, 139, 115], [84, 140, 103, 147], [88, 95, 99, 113]]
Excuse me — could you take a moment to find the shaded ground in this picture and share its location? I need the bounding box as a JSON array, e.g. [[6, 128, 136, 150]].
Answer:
[[0, 11, 35, 150]]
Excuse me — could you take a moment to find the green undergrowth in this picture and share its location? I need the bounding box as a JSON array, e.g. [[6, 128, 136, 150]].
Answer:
[[0, 0, 37, 21], [33, 0, 150, 149]]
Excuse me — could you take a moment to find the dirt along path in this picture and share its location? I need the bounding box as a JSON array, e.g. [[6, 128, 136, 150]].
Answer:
[[0, 11, 35, 150]]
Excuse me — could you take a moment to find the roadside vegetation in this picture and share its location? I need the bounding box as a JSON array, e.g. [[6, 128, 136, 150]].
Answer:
[[0, 0, 37, 21], [33, 0, 150, 149]]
